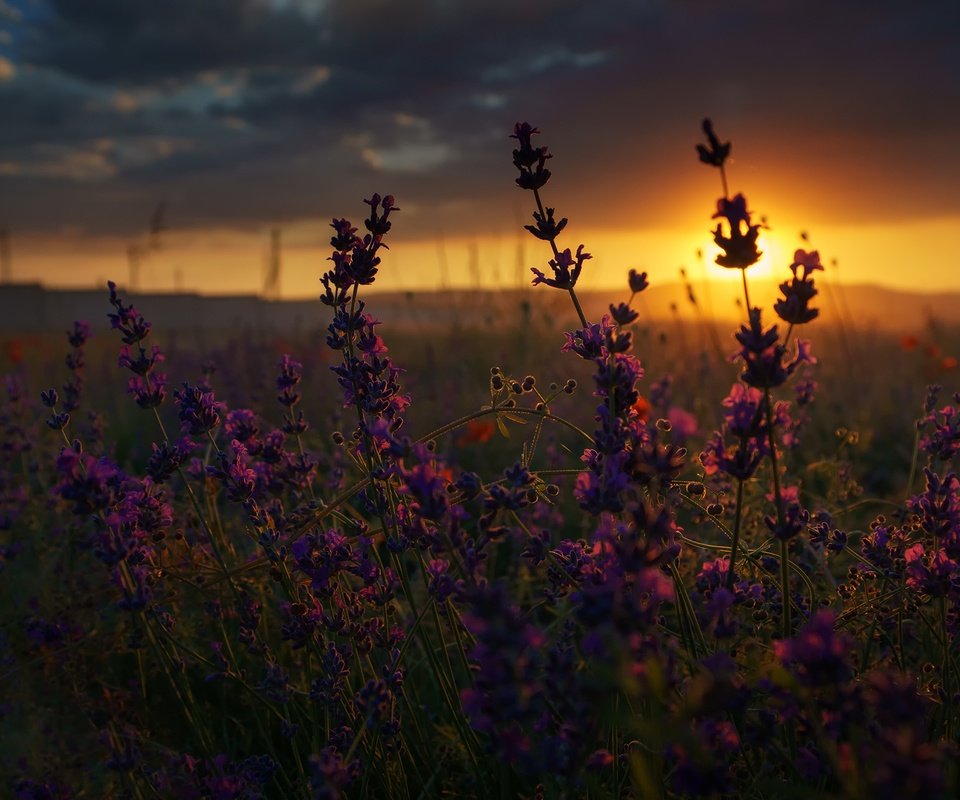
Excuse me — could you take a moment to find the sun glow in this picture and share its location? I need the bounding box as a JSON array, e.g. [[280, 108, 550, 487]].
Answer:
[[699, 229, 789, 283]]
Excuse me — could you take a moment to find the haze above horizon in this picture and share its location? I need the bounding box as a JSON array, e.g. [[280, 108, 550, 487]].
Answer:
[[0, 0, 957, 297]]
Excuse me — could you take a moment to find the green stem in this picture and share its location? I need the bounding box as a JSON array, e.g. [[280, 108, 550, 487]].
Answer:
[[725, 478, 745, 591], [763, 387, 791, 637], [568, 286, 589, 329], [740, 268, 752, 313], [942, 594, 953, 739]]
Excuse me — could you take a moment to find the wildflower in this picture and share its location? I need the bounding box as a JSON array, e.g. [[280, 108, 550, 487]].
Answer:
[[524, 206, 567, 241], [712, 194, 763, 270], [920, 394, 960, 460], [696, 117, 731, 168], [55, 444, 124, 516], [909, 469, 960, 557], [173, 383, 224, 435], [628, 268, 649, 294], [118, 344, 164, 376], [330, 217, 361, 251], [107, 281, 151, 344], [146, 437, 194, 483], [764, 485, 809, 541], [456, 420, 494, 445], [735, 308, 814, 389], [531, 244, 591, 290], [903, 543, 956, 597], [633, 394, 651, 420], [561, 316, 612, 360], [511, 122, 552, 190], [310, 747, 359, 799], [774, 610, 853, 687], [276, 354, 303, 408], [128, 373, 167, 409], [667, 407, 698, 442], [775, 249, 824, 325], [363, 193, 398, 237], [609, 302, 638, 326]]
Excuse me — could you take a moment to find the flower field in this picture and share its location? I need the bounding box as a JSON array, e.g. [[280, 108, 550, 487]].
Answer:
[[3, 121, 960, 799]]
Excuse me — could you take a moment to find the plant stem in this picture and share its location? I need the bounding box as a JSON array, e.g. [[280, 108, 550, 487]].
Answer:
[[763, 387, 791, 637], [725, 478, 745, 591]]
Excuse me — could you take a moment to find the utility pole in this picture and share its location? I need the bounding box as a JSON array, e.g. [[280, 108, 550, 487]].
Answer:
[[263, 228, 281, 299], [127, 244, 141, 292], [0, 228, 10, 283], [467, 241, 480, 288]]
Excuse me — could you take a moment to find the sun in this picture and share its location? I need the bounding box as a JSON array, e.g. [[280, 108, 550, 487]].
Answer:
[[699, 229, 790, 283]]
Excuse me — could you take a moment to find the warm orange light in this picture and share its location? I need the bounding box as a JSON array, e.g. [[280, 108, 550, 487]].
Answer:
[[699, 229, 789, 283]]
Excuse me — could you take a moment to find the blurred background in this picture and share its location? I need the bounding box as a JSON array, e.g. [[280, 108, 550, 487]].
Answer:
[[0, 0, 957, 310]]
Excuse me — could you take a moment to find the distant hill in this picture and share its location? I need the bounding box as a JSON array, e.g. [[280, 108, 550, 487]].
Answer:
[[0, 280, 957, 334]]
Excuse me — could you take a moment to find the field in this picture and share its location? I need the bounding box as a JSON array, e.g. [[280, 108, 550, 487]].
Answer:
[[2, 121, 960, 799]]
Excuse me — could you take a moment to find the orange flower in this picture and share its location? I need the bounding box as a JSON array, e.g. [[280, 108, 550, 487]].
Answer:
[[925, 344, 941, 358], [457, 420, 494, 445], [900, 335, 918, 352], [942, 356, 958, 371], [2, 339, 23, 365], [633, 395, 651, 421]]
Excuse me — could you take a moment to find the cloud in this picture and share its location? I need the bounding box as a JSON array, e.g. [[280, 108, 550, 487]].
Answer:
[[0, 0, 957, 243], [112, 91, 139, 113], [0, 56, 15, 82], [292, 66, 331, 94], [360, 142, 456, 173], [0, 0, 20, 22]]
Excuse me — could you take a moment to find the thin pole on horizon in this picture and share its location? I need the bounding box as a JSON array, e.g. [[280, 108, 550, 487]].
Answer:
[[127, 244, 141, 292], [435, 235, 450, 290], [0, 227, 10, 284], [263, 228, 282, 300]]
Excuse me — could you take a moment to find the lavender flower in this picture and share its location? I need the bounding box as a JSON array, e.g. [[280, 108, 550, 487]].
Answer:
[[174, 383, 225, 435]]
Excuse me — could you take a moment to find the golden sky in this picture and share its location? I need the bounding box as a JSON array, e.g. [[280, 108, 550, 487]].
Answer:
[[1, 0, 958, 297]]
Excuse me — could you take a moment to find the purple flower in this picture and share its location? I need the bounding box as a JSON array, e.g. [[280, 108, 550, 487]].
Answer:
[[118, 344, 164, 376], [904, 543, 957, 597], [128, 372, 167, 409], [67, 320, 90, 348], [524, 206, 567, 241], [107, 281, 151, 344], [696, 118, 731, 168], [147, 436, 194, 483], [712, 193, 763, 270], [276, 354, 303, 408], [734, 309, 815, 389], [55, 444, 124, 515], [609, 302, 638, 326], [774, 610, 853, 687], [531, 244, 591, 290], [628, 268, 649, 294], [791, 248, 824, 279], [920, 394, 960, 461], [561, 316, 613, 360], [774, 250, 824, 326], [174, 383, 225, 435], [511, 122, 552, 191]]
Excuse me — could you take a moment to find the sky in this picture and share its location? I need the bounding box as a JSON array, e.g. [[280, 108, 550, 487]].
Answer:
[[0, 0, 958, 297]]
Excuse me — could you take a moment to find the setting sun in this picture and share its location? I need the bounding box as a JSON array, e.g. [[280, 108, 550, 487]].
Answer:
[[699, 228, 788, 283]]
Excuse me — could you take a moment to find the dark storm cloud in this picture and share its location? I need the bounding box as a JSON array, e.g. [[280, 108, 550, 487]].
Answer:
[[0, 0, 958, 239], [24, 0, 324, 83]]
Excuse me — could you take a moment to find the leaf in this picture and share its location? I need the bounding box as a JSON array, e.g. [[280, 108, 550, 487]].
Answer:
[[499, 412, 528, 425], [496, 415, 510, 439]]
